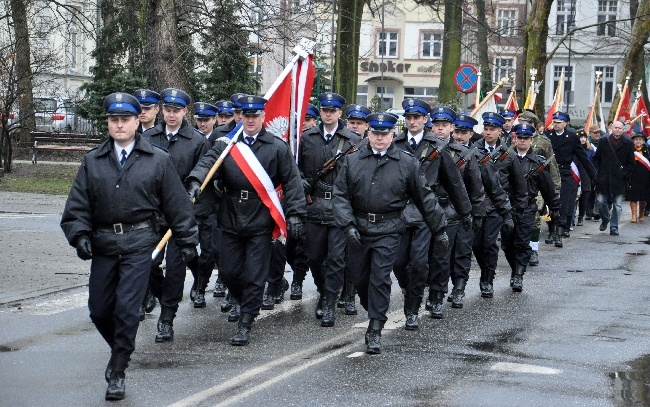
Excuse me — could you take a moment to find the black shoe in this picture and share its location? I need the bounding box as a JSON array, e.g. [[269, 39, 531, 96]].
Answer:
[[529, 251, 539, 266], [143, 287, 156, 313], [544, 233, 557, 244], [594, 214, 601, 221], [139, 306, 145, 322], [610, 228, 619, 236], [451, 290, 464, 309], [221, 293, 233, 313], [405, 313, 419, 330], [274, 278, 289, 304], [193, 292, 206, 308], [337, 296, 346, 309], [314, 294, 325, 319], [447, 289, 455, 303], [105, 371, 126, 401], [576, 216, 584, 226], [555, 227, 564, 248], [511, 275, 523, 292], [321, 292, 338, 327], [213, 280, 226, 298], [231, 313, 253, 346], [261, 291, 275, 310], [289, 280, 303, 300], [480, 282, 493, 298], [562, 229, 570, 238], [429, 292, 444, 319], [227, 299, 240, 322], [344, 297, 358, 315], [365, 319, 383, 354], [599, 220, 609, 231], [155, 320, 174, 342]]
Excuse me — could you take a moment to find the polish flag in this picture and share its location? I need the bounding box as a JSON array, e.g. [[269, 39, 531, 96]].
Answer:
[[634, 151, 650, 172], [616, 84, 632, 134], [545, 74, 564, 129], [263, 70, 293, 142]]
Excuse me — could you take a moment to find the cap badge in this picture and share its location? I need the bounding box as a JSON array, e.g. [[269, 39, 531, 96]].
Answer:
[[378, 114, 384, 121], [408, 99, 414, 106], [116, 93, 123, 101], [247, 96, 254, 102], [140, 90, 146, 97], [199, 103, 205, 110], [327, 93, 333, 100], [356, 105, 361, 110]]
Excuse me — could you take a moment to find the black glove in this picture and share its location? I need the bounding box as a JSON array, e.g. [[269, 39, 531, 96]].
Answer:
[[433, 230, 449, 252], [186, 180, 201, 201], [302, 178, 313, 194], [472, 216, 483, 233], [180, 245, 197, 264], [345, 227, 362, 248], [502, 216, 515, 234], [287, 216, 303, 240], [461, 213, 473, 231], [75, 235, 92, 260]]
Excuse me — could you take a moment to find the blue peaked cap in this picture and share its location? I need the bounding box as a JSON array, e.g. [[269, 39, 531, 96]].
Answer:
[[319, 92, 346, 109], [553, 111, 570, 122], [216, 100, 234, 116], [104, 92, 141, 116], [305, 103, 319, 118], [238, 95, 267, 115], [367, 113, 397, 132], [193, 102, 218, 117], [482, 112, 505, 129], [133, 89, 160, 106], [454, 114, 478, 130], [513, 123, 535, 137], [345, 104, 371, 121], [160, 88, 190, 108], [431, 106, 456, 122], [402, 98, 431, 116]]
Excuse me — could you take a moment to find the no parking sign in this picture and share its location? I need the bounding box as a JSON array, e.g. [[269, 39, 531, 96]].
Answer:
[[454, 64, 478, 94]]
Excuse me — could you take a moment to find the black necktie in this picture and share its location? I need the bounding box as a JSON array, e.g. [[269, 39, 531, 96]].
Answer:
[[120, 150, 127, 167], [374, 153, 382, 159], [410, 138, 417, 150], [245, 136, 255, 146], [167, 133, 174, 141], [325, 134, 333, 143], [488, 146, 494, 153]]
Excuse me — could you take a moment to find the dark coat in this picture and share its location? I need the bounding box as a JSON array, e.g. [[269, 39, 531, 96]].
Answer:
[[625, 146, 650, 201], [394, 131, 471, 225], [208, 120, 237, 146], [187, 127, 306, 236], [516, 153, 561, 213], [545, 127, 597, 181], [593, 135, 636, 196], [60, 134, 198, 256], [451, 140, 486, 218], [332, 142, 447, 236], [298, 119, 362, 224]]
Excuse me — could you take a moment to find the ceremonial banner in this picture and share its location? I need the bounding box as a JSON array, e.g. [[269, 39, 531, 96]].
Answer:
[[545, 74, 564, 129], [293, 55, 315, 160], [616, 83, 632, 134], [634, 151, 650, 172]]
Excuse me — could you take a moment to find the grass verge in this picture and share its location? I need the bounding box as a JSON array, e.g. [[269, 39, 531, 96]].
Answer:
[[0, 163, 80, 195]]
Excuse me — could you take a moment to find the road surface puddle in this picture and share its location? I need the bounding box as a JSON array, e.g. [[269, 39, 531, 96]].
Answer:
[[610, 354, 650, 404]]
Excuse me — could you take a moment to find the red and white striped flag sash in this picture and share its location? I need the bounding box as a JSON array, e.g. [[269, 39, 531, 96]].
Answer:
[[634, 151, 650, 172], [229, 143, 287, 240], [570, 161, 581, 183]]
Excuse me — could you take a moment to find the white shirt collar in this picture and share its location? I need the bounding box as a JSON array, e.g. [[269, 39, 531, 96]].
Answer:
[[372, 148, 387, 156], [165, 126, 179, 137], [408, 131, 424, 145], [115, 140, 135, 163], [484, 140, 497, 150]]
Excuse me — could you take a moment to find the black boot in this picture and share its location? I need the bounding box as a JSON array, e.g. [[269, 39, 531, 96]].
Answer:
[[213, 277, 226, 298], [321, 291, 338, 327], [227, 297, 241, 322], [528, 250, 539, 266], [105, 353, 129, 401], [544, 222, 557, 244], [155, 306, 175, 342], [231, 313, 254, 346], [555, 227, 564, 248], [104, 353, 114, 383], [480, 281, 493, 298], [405, 296, 422, 330], [289, 278, 303, 300], [576, 216, 584, 226], [143, 284, 156, 313], [221, 291, 233, 313], [262, 283, 277, 310], [365, 319, 385, 354], [512, 265, 525, 292], [314, 292, 325, 319], [344, 281, 357, 315], [274, 277, 290, 304], [425, 289, 434, 312], [193, 277, 207, 308], [451, 278, 466, 309], [429, 291, 444, 319]]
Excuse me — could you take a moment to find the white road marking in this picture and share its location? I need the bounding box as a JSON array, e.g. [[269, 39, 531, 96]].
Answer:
[[353, 312, 404, 330], [347, 351, 365, 358], [490, 362, 562, 375], [31, 292, 88, 315], [0, 213, 49, 218]]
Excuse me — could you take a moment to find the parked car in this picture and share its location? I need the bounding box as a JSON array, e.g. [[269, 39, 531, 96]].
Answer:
[[33, 97, 94, 133]]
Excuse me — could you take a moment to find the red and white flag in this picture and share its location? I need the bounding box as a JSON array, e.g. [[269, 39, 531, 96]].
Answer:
[[545, 74, 564, 129], [570, 161, 581, 184], [292, 55, 315, 159], [634, 151, 650, 172], [263, 70, 293, 142]]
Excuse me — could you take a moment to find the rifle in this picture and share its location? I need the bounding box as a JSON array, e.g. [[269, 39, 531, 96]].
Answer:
[[497, 144, 515, 162], [479, 145, 504, 165], [525, 153, 555, 181], [456, 146, 478, 168], [305, 143, 357, 205], [419, 146, 440, 164]]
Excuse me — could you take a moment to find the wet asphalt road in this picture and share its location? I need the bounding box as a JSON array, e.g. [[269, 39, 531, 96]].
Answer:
[[1, 191, 650, 406]]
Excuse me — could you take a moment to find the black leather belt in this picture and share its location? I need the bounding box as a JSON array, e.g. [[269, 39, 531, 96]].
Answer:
[[354, 210, 402, 222], [225, 189, 260, 200], [95, 220, 151, 234], [312, 189, 333, 200]]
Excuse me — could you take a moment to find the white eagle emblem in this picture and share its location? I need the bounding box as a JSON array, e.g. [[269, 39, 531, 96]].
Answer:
[[267, 116, 289, 137], [408, 99, 414, 106], [171, 89, 177, 97], [356, 104, 362, 110], [116, 93, 123, 101], [247, 96, 254, 103], [378, 114, 384, 121], [140, 90, 146, 97], [199, 103, 205, 110]]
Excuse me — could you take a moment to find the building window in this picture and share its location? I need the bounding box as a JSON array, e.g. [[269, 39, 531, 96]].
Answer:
[[421, 32, 442, 58], [377, 31, 398, 58], [249, 55, 262, 74], [356, 85, 368, 106], [497, 9, 517, 37], [595, 66, 615, 103], [597, 0, 617, 36], [403, 87, 438, 103], [376, 85, 394, 110], [493, 57, 515, 84], [67, 7, 82, 70], [555, 0, 575, 35], [553, 65, 574, 104]]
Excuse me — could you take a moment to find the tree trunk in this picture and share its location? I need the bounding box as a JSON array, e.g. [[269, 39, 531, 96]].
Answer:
[[438, 0, 462, 104], [9, 0, 34, 149], [523, 0, 554, 116], [474, 0, 491, 98], [608, 0, 650, 123], [145, 0, 187, 91], [334, 0, 364, 105]]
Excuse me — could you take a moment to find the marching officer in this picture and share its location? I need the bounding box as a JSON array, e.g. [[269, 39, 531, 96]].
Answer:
[[333, 112, 448, 354], [504, 124, 560, 291], [472, 112, 527, 298], [142, 88, 210, 342], [187, 102, 220, 308], [133, 89, 160, 133], [545, 111, 596, 243], [501, 109, 516, 142], [186, 95, 306, 346], [345, 103, 371, 137], [303, 103, 319, 131], [298, 92, 361, 326], [215, 100, 235, 127], [61, 93, 198, 400]]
